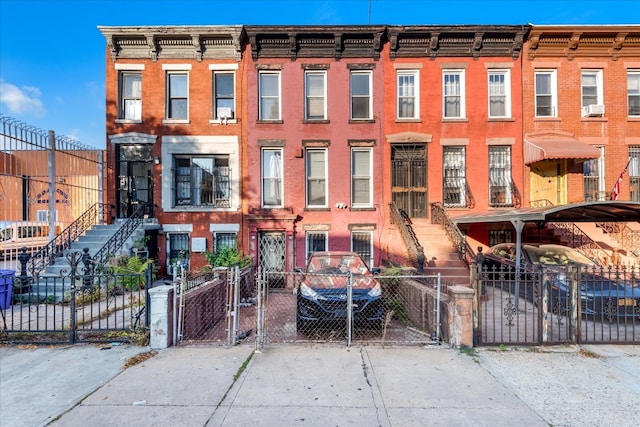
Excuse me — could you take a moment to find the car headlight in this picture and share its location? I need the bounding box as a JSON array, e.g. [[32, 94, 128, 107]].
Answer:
[[368, 282, 382, 297], [300, 283, 323, 300]]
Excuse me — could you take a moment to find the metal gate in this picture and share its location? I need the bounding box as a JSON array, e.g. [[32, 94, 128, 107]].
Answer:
[[391, 144, 427, 218], [254, 270, 443, 348], [258, 231, 285, 288], [474, 263, 640, 346], [1, 251, 150, 344]]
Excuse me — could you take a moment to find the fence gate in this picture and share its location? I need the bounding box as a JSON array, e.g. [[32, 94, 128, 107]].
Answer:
[[474, 263, 640, 346], [1, 251, 150, 344], [255, 269, 443, 348]]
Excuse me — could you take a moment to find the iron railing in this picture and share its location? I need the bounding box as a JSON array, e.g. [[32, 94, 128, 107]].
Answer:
[[430, 201, 476, 267], [389, 202, 422, 268], [92, 204, 145, 267], [27, 203, 112, 276], [595, 222, 640, 258]]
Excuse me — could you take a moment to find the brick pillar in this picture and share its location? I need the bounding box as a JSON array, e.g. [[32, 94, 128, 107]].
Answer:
[[447, 285, 475, 348]]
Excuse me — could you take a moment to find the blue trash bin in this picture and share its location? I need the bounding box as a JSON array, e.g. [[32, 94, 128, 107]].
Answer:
[[0, 270, 15, 310]]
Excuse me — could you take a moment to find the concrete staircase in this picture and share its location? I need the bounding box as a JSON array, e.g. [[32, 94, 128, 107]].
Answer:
[[33, 222, 145, 300], [411, 219, 471, 286]]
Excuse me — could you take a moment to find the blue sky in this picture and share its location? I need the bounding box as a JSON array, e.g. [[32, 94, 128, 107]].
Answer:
[[1, 0, 638, 149]]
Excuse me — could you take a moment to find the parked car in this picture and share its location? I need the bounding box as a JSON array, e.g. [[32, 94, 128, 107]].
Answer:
[[0, 221, 62, 259], [482, 243, 640, 321], [295, 251, 384, 333]]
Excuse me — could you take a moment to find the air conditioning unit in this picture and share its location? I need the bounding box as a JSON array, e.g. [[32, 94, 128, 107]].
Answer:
[[216, 107, 232, 120], [582, 104, 605, 117]]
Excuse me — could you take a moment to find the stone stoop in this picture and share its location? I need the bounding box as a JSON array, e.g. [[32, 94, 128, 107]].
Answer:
[[410, 219, 471, 286]]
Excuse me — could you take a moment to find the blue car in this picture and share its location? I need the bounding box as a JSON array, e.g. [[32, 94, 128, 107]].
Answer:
[[295, 251, 384, 334], [484, 243, 640, 321]]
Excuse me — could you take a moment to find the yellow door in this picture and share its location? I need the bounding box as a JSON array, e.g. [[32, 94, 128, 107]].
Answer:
[[530, 160, 566, 205]]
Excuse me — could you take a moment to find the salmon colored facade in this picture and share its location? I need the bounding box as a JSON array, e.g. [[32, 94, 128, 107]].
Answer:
[[523, 26, 640, 206], [243, 26, 388, 275]]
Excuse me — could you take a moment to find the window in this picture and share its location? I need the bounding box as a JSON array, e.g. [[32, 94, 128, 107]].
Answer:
[[443, 146, 466, 207], [534, 70, 557, 117], [173, 156, 230, 207], [305, 71, 326, 120], [443, 70, 465, 119], [489, 146, 512, 207], [397, 70, 419, 119], [351, 148, 372, 207], [166, 72, 188, 120], [628, 71, 640, 117], [168, 233, 190, 269], [306, 149, 327, 207], [306, 231, 327, 264], [351, 231, 373, 268], [262, 148, 283, 207], [489, 230, 513, 247], [350, 70, 372, 120], [259, 71, 281, 120], [214, 232, 237, 252], [213, 71, 235, 120], [488, 70, 511, 118], [629, 146, 640, 202], [581, 69, 604, 116], [119, 72, 141, 120], [583, 147, 605, 201]]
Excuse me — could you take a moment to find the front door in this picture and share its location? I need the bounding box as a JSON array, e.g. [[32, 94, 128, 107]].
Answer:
[[258, 231, 285, 288], [391, 144, 427, 218], [117, 145, 153, 218], [530, 160, 565, 205]]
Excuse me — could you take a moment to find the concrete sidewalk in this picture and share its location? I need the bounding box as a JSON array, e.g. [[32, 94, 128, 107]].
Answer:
[[2, 343, 639, 427]]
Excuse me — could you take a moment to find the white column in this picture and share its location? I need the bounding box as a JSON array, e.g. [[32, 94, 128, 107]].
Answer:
[[149, 284, 174, 349]]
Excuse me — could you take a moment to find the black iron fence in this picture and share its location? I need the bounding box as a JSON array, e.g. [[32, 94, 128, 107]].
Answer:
[[0, 249, 151, 345], [473, 261, 640, 345]]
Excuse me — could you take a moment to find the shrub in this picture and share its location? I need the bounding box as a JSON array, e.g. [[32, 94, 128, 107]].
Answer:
[[204, 245, 252, 268]]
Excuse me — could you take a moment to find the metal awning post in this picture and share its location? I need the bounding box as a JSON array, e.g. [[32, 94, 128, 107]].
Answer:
[[511, 219, 526, 311]]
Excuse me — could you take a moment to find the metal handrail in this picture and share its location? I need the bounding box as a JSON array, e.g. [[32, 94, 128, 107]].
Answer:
[[389, 202, 422, 266], [595, 222, 640, 258], [551, 222, 610, 265], [92, 204, 145, 266], [430, 201, 475, 267], [27, 203, 111, 276]]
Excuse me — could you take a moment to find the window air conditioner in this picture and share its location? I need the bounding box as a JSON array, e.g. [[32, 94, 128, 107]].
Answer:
[[582, 104, 605, 117], [216, 107, 232, 120]]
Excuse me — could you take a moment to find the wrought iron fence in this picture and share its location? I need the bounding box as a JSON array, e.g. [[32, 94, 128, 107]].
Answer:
[[473, 261, 640, 346], [0, 250, 150, 345]]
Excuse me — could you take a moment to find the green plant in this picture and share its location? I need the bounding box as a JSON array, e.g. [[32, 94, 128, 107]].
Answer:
[[133, 235, 151, 250], [204, 245, 252, 268], [109, 255, 154, 291]]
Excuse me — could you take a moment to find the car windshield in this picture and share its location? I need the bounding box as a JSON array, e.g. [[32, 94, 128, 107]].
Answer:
[[307, 254, 369, 275], [524, 245, 596, 266]]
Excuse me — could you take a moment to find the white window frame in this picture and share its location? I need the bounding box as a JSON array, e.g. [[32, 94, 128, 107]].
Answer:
[[305, 231, 328, 265], [397, 70, 419, 119], [119, 71, 142, 121], [304, 70, 327, 120], [488, 146, 513, 207], [627, 70, 640, 117], [350, 70, 373, 120], [259, 70, 281, 121], [443, 146, 466, 208], [488, 69, 511, 119], [534, 69, 557, 118], [581, 69, 604, 116], [442, 69, 466, 119], [351, 148, 373, 208], [165, 70, 189, 122], [306, 148, 328, 208], [212, 71, 236, 122], [261, 148, 283, 208]]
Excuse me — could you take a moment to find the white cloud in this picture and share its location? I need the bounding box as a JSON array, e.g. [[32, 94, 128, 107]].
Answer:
[[0, 78, 46, 116]]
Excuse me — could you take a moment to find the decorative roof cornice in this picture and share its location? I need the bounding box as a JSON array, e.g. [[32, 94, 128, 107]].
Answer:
[[98, 26, 246, 62], [527, 25, 640, 60], [243, 25, 387, 61], [386, 25, 531, 60]]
